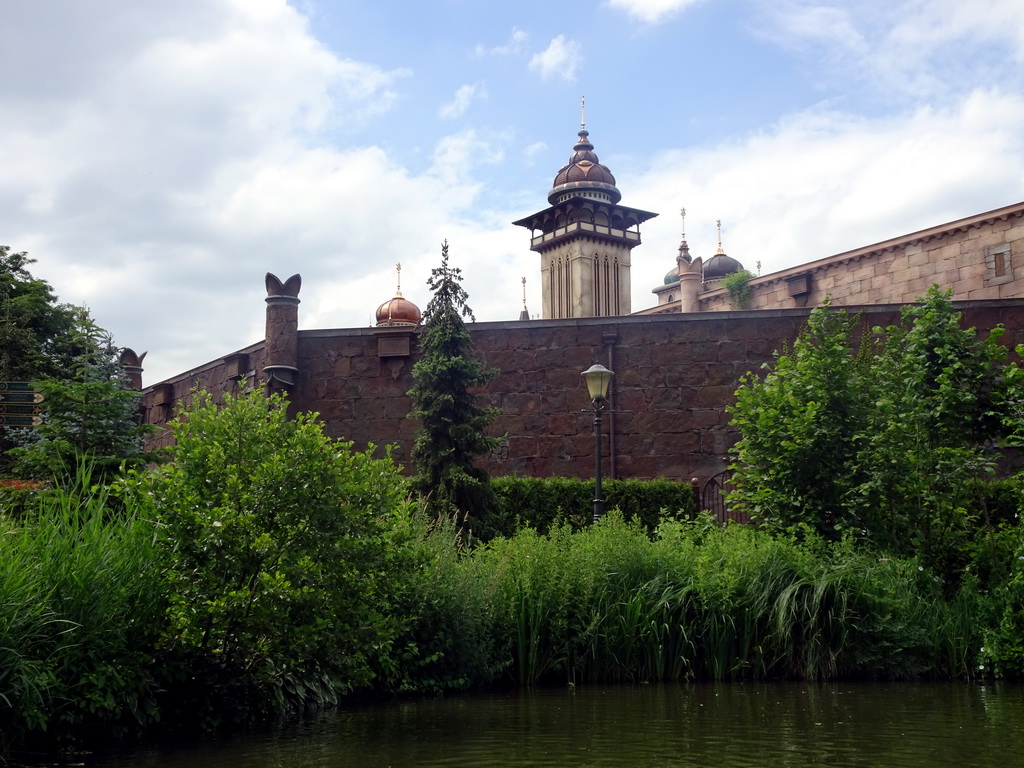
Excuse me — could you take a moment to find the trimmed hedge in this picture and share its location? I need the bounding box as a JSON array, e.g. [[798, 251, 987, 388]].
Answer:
[[488, 476, 697, 538]]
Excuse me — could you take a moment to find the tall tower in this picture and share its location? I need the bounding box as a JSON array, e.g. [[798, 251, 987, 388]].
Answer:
[[513, 111, 657, 318]]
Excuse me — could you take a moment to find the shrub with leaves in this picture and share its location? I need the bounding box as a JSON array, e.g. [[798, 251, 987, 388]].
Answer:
[[728, 287, 1023, 577], [728, 299, 871, 536], [127, 386, 408, 727], [721, 268, 756, 309]]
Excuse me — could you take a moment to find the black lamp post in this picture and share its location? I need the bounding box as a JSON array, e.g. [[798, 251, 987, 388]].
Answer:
[[581, 363, 614, 522]]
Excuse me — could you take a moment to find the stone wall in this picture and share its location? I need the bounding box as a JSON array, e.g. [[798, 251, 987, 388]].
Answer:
[[693, 204, 1024, 314], [140, 299, 1024, 483]]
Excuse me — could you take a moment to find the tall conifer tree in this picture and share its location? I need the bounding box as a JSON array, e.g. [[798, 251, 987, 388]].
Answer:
[[408, 241, 500, 529]]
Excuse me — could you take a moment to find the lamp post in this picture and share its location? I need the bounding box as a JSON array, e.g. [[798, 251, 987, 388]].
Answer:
[[581, 363, 614, 522]]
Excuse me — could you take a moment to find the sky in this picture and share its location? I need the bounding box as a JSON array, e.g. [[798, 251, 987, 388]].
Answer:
[[3, 0, 1024, 384]]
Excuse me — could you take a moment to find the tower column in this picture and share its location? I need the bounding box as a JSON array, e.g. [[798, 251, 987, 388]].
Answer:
[[512, 120, 657, 319], [264, 273, 301, 390]]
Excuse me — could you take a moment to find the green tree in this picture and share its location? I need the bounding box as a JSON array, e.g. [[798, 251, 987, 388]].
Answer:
[[728, 287, 1021, 565], [126, 386, 408, 725], [408, 241, 501, 532], [0, 247, 86, 474], [7, 316, 156, 482], [0, 246, 82, 381], [727, 299, 872, 535]]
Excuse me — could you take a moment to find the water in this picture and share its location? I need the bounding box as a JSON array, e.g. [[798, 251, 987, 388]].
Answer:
[[79, 683, 1024, 767]]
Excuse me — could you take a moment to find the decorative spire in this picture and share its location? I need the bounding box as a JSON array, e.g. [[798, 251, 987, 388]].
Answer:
[[716, 219, 725, 255], [580, 95, 586, 131], [519, 276, 530, 321], [677, 207, 692, 263], [395, 263, 403, 297]]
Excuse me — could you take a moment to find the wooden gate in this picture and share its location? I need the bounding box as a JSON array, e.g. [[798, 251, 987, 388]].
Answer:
[[699, 470, 750, 525]]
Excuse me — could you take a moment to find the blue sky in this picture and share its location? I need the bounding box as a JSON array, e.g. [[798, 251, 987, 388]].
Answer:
[[3, 0, 1024, 383]]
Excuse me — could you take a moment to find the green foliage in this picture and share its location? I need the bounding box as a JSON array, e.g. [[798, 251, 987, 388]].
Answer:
[[0, 463, 167, 751], [470, 514, 970, 685], [408, 241, 501, 530], [0, 246, 83, 381], [978, 531, 1024, 678], [728, 300, 871, 535], [370, 507, 505, 694], [7, 316, 156, 483], [126, 386, 408, 727], [489, 475, 696, 537], [728, 287, 1022, 574], [721, 268, 756, 309], [0, 247, 92, 475]]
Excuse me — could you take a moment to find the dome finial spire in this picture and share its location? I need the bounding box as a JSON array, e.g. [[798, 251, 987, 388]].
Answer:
[[716, 219, 725, 255], [580, 94, 586, 131], [676, 207, 692, 264], [395, 262, 403, 297], [519, 276, 530, 321]]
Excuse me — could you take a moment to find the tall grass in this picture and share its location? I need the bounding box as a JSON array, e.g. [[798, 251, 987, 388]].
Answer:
[[0, 466, 167, 751], [469, 513, 981, 686]]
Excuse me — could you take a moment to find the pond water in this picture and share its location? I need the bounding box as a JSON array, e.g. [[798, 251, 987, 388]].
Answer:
[[80, 682, 1024, 767]]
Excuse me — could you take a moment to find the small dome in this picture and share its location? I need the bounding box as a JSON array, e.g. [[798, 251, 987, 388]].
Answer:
[[548, 130, 621, 205], [375, 295, 421, 326], [703, 252, 744, 281], [664, 267, 680, 285]]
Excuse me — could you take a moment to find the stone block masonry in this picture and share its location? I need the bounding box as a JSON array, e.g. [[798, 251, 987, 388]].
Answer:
[[139, 300, 1024, 484]]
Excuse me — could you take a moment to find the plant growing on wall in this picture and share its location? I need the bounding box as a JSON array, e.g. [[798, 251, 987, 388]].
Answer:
[[408, 241, 501, 532], [721, 269, 756, 309]]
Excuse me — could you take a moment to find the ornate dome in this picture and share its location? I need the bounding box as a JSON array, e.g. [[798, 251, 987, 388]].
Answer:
[[375, 264, 421, 326], [548, 130, 622, 205], [703, 252, 744, 281], [703, 219, 743, 281], [375, 295, 421, 326]]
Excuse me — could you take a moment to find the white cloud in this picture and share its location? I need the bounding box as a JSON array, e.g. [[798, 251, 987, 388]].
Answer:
[[605, 0, 704, 24], [529, 36, 583, 82], [0, 0, 414, 382], [475, 27, 529, 56], [439, 83, 487, 120], [523, 142, 548, 163], [752, 0, 1024, 100]]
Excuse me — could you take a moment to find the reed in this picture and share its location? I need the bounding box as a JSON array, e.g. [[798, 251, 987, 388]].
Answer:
[[467, 512, 976, 686], [0, 466, 167, 749]]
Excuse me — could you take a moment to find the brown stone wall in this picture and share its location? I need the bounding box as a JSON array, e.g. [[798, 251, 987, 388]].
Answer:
[[142, 299, 1024, 483], [698, 212, 1024, 312]]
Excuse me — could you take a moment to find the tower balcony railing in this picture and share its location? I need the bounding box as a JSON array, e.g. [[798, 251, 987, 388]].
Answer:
[[529, 221, 641, 248]]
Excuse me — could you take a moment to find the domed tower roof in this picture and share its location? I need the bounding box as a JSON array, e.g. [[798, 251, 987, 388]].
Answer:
[[703, 252, 744, 280], [703, 219, 744, 281], [548, 129, 622, 206], [375, 264, 421, 327]]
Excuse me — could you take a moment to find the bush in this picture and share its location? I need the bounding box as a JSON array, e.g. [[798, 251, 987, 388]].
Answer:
[[728, 288, 1022, 580], [488, 476, 696, 538], [125, 387, 409, 728]]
